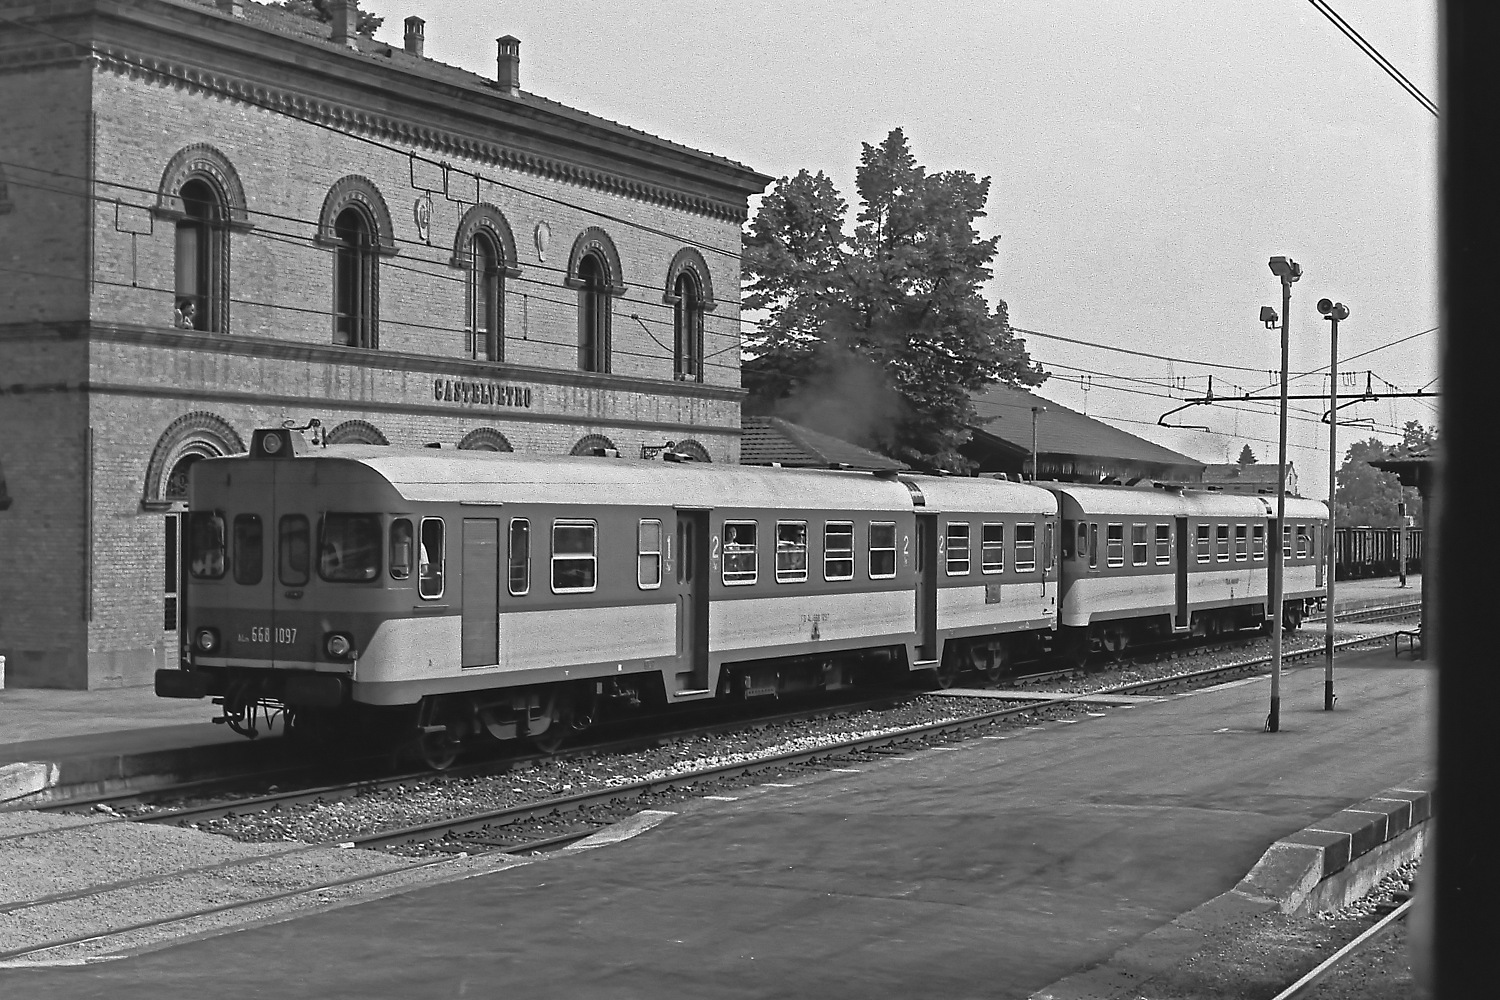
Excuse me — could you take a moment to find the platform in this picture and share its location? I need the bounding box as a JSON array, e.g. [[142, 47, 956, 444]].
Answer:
[[0, 646, 1432, 998]]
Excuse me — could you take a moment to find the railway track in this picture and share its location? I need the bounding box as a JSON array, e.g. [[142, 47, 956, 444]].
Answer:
[[0, 630, 1397, 965], [1269, 897, 1414, 1000]]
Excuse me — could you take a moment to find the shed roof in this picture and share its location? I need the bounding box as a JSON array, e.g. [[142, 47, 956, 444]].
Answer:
[[969, 384, 1203, 470], [740, 417, 907, 472]]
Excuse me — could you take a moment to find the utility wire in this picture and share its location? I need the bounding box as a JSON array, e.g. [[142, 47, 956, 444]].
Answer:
[[1306, 0, 1439, 117]]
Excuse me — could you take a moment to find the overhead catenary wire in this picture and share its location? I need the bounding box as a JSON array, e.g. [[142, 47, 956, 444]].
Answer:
[[1306, 0, 1439, 117]]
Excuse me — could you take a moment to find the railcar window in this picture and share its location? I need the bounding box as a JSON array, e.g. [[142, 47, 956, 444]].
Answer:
[[1283, 524, 1293, 558], [418, 518, 444, 597], [638, 519, 662, 590], [552, 520, 597, 592], [1131, 524, 1148, 566], [1106, 523, 1124, 568], [187, 511, 226, 579], [1216, 524, 1230, 562], [1296, 524, 1309, 558], [1015, 523, 1037, 572], [279, 515, 309, 586], [1155, 524, 1171, 564], [508, 519, 530, 595], [1061, 520, 1076, 560], [1235, 524, 1248, 561], [1044, 522, 1056, 571], [319, 514, 382, 582], [1196, 524, 1211, 563], [775, 521, 809, 583], [982, 523, 1005, 573], [1253, 524, 1266, 560], [946, 522, 971, 576], [1088, 523, 1098, 569], [722, 520, 758, 585], [868, 522, 897, 579], [389, 518, 413, 580], [824, 522, 854, 581], [232, 514, 263, 585]]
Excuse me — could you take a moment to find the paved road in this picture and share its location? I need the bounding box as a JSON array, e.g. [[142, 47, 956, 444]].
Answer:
[[2, 650, 1431, 1000]]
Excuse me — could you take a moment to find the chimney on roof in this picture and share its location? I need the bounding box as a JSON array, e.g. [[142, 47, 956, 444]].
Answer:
[[403, 16, 425, 57], [496, 35, 521, 95], [329, 0, 359, 49], [215, 0, 244, 16]]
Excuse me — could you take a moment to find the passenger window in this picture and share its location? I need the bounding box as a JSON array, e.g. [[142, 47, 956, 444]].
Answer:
[[1130, 524, 1148, 566], [1088, 523, 1098, 569], [982, 523, 1004, 574], [824, 522, 854, 581], [1105, 523, 1124, 568], [552, 520, 597, 592], [187, 510, 226, 579], [638, 519, 662, 589], [419, 517, 444, 597], [1283, 524, 1292, 558], [1296, 524, 1309, 558], [319, 513, 382, 583], [1155, 524, 1171, 564], [1235, 524, 1248, 561], [868, 522, 897, 579], [1216, 524, 1230, 562], [946, 522, 970, 576], [1196, 524, 1210, 563], [775, 521, 808, 583], [1061, 520, 1076, 560], [232, 514, 263, 585], [508, 518, 530, 595], [389, 518, 413, 580], [278, 514, 309, 586], [1015, 523, 1037, 572], [722, 520, 757, 585], [1044, 522, 1055, 571], [1253, 524, 1266, 560]]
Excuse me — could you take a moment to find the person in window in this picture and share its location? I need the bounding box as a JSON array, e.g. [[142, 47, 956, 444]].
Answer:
[[174, 299, 197, 330], [190, 548, 223, 578], [725, 524, 739, 548], [320, 539, 343, 576]]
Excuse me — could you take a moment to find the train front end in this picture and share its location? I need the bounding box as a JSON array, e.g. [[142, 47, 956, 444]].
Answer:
[[154, 427, 408, 737]]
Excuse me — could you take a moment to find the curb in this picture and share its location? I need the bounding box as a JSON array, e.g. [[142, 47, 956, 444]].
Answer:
[[0, 738, 293, 807], [0, 762, 59, 804], [1030, 777, 1433, 1000]]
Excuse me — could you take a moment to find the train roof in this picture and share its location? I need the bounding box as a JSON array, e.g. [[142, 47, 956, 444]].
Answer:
[[902, 475, 1057, 515], [308, 446, 917, 511], [1046, 483, 1328, 519]]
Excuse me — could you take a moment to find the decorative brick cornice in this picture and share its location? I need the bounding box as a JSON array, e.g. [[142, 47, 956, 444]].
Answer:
[[81, 44, 752, 225]]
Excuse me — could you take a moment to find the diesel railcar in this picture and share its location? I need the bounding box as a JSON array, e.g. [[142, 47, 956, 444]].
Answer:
[[156, 428, 1328, 761], [1334, 525, 1423, 579]]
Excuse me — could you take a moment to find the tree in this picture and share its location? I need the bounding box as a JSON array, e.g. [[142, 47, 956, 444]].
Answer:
[[743, 129, 1046, 471], [1334, 421, 1436, 527], [276, 1, 385, 35], [1237, 444, 1257, 465]]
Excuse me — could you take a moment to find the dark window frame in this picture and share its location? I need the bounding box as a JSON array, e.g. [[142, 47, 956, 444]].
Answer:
[[577, 252, 612, 373], [467, 230, 504, 361], [333, 205, 379, 349], [823, 521, 855, 581]]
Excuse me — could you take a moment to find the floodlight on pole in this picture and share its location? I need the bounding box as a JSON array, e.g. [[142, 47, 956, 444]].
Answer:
[[1317, 298, 1349, 712], [1265, 255, 1301, 734]]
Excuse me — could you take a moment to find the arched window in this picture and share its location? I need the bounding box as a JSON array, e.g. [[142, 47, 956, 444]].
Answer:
[[174, 179, 225, 332], [468, 232, 504, 361], [673, 270, 704, 381], [334, 206, 378, 348], [577, 252, 611, 373]]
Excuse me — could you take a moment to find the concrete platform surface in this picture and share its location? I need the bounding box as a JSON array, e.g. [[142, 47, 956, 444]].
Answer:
[[0, 647, 1432, 999], [1324, 573, 1421, 610], [0, 685, 223, 748]]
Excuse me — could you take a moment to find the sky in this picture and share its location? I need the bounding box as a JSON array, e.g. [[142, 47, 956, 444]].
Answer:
[[360, 0, 1440, 496]]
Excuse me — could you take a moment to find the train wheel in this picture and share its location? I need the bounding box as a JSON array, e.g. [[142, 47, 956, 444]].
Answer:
[[531, 691, 575, 754], [417, 728, 460, 770], [931, 657, 962, 690], [982, 645, 1009, 685]]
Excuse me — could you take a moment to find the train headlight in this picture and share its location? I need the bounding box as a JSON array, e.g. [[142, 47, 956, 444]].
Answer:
[[324, 633, 355, 660], [194, 628, 219, 653]]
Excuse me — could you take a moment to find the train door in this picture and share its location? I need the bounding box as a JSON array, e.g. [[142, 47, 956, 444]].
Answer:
[[461, 518, 499, 667], [674, 510, 710, 694], [915, 514, 939, 662], [1314, 523, 1324, 589], [266, 464, 301, 669], [1174, 516, 1189, 629]]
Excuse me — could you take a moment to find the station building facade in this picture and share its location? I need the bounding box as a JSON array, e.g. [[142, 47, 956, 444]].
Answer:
[[0, 0, 769, 688]]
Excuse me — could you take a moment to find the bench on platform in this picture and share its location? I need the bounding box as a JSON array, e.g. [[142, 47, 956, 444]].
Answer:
[[1393, 625, 1423, 658]]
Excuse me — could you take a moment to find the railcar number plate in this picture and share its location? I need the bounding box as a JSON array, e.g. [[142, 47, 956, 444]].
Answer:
[[244, 626, 298, 644]]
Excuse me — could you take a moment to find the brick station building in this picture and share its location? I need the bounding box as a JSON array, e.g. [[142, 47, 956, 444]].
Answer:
[[0, 0, 768, 688]]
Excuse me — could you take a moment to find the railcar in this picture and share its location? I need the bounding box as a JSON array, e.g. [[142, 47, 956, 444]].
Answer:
[[1048, 485, 1329, 659], [1334, 525, 1423, 579], [156, 427, 1062, 761]]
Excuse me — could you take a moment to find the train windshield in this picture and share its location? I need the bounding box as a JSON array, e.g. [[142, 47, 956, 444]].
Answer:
[[186, 511, 226, 579], [318, 513, 382, 582]]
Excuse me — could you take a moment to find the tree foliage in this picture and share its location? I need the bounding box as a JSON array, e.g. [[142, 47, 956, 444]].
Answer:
[[1334, 421, 1436, 527], [276, 1, 385, 35], [742, 129, 1046, 471], [1237, 444, 1257, 465]]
